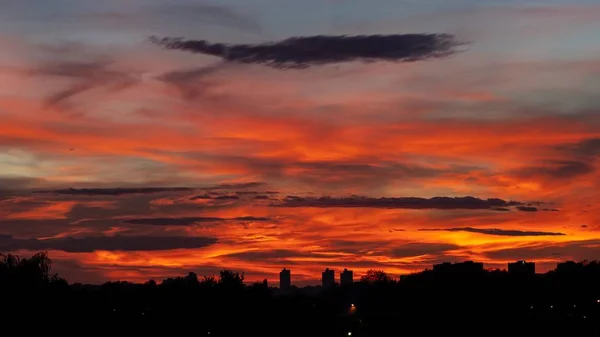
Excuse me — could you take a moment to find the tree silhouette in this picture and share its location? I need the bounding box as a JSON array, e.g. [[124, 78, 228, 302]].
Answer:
[[218, 269, 245, 289], [202, 275, 217, 287], [0, 251, 52, 286], [184, 272, 199, 285], [360, 269, 393, 284]]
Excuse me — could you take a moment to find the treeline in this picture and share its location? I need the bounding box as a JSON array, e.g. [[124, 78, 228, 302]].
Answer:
[[2, 252, 600, 335]]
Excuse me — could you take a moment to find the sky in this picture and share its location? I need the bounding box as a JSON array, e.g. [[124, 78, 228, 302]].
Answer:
[[1, 0, 600, 285]]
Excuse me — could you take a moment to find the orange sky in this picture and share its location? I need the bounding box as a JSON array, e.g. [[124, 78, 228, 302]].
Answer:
[[1, 1, 600, 285]]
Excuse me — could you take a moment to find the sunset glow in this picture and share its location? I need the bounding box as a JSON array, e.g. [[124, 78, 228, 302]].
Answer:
[[1, 0, 600, 285]]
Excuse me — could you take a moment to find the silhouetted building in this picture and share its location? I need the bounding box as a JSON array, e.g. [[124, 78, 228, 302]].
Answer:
[[508, 261, 535, 275], [279, 268, 291, 290], [340, 268, 353, 285], [322, 268, 335, 288], [433, 261, 484, 273]]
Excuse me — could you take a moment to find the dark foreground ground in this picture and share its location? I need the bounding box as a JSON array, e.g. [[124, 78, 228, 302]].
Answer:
[[3, 254, 600, 335], [5, 287, 599, 336]]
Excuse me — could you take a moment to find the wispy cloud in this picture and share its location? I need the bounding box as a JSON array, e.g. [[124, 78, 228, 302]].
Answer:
[[28, 60, 140, 107], [0, 176, 45, 191], [390, 243, 461, 258], [157, 65, 225, 100], [155, 4, 262, 34], [484, 239, 600, 261], [514, 160, 594, 180]]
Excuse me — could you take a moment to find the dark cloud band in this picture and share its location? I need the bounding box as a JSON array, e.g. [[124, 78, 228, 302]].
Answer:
[[150, 34, 461, 69], [420, 227, 565, 237], [0, 234, 217, 252], [273, 195, 539, 211], [44, 187, 194, 196], [124, 216, 270, 226]]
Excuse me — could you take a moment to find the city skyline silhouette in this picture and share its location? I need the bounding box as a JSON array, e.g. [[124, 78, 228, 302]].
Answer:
[[3, 251, 600, 335]]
